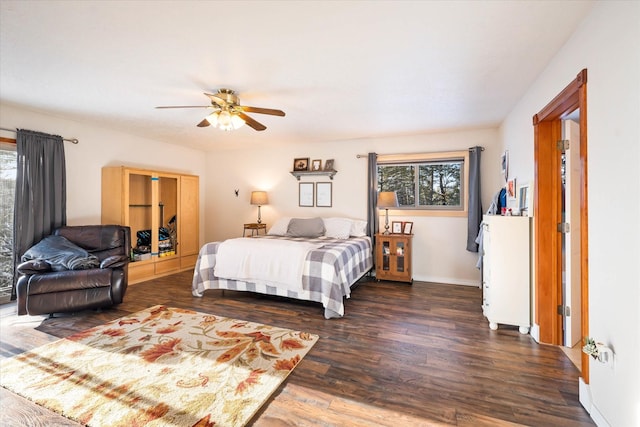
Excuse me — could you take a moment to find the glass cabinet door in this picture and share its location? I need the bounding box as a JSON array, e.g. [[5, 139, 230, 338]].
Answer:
[[382, 240, 390, 271], [128, 172, 153, 262], [157, 175, 178, 258], [396, 241, 405, 272]]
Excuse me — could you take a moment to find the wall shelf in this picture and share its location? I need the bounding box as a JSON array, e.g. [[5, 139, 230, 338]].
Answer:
[[290, 169, 337, 180]]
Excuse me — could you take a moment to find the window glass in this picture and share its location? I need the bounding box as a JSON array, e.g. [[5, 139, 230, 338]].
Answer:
[[378, 164, 415, 206], [418, 161, 462, 208], [377, 156, 464, 212], [0, 141, 17, 303]]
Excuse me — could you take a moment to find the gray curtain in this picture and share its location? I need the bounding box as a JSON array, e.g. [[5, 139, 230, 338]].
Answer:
[[12, 129, 66, 299], [366, 153, 378, 270], [466, 146, 482, 252], [366, 152, 378, 237]]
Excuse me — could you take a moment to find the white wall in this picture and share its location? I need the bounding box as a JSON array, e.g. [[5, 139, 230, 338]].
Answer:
[[0, 101, 501, 288], [0, 102, 207, 245], [205, 127, 501, 286], [499, 2, 640, 426]]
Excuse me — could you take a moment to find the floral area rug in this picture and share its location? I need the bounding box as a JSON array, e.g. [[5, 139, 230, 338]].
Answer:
[[0, 305, 318, 426]]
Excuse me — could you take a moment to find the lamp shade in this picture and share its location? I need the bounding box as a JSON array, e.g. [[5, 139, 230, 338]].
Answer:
[[250, 191, 269, 206], [377, 191, 399, 208]]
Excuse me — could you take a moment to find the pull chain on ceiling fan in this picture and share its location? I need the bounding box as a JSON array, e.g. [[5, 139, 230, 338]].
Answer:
[[155, 88, 285, 132]]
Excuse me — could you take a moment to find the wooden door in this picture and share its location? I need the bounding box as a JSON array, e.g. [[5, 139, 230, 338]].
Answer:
[[563, 119, 582, 347], [533, 68, 589, 381], [179, 175, 199, 256]]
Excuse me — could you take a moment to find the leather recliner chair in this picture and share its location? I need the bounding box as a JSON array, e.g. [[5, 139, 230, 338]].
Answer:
[[16, 225, 131, 316]]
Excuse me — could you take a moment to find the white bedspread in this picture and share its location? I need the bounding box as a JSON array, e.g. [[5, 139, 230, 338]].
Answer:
[[214, 237, 323, 292]]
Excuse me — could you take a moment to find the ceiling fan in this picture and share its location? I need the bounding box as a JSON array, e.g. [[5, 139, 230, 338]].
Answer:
[[155, 88, 285, 131]]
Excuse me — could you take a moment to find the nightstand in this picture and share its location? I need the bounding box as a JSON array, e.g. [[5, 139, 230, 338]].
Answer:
[[375, 233, 413, 283], [243, 223, 267, 237]]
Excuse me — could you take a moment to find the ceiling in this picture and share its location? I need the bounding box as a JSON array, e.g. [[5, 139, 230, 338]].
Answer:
[[0, 1, 594, 152]]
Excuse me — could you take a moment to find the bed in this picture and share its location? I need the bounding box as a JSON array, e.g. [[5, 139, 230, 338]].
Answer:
[[192, 217, 373, 318]]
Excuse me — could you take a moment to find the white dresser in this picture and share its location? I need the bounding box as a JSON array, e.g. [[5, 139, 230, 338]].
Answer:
[[481, 215, 531, 334]]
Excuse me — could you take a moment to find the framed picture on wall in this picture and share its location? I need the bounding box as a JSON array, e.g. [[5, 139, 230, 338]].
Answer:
[[311, 159, 322, 171], [507, 178, 517, 200], [299, 182, 314, 207], [501, 150, 509, 180], [324, 159, 335, 171], [316, 182, 332, 207]]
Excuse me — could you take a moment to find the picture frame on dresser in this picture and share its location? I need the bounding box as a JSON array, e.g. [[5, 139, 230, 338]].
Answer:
[[403, 221, 413, 234], [518, 184, 530, 216], [392, 221, 402, 234]]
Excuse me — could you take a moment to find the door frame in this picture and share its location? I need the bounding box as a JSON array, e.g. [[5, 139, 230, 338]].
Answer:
[[533, 69, 589, 382]]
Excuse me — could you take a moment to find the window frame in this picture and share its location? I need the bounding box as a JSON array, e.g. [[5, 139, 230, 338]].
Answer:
[[0, 137, 17, 304], [377, 150, 469, 217]]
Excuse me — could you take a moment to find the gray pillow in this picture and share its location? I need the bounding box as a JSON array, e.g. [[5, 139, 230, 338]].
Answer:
[[286, 217, 326, 238], [21, 235, 100, 271]]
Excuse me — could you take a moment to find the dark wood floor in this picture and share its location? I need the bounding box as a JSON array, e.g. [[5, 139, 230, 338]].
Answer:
[[0, 271, 593, 426]]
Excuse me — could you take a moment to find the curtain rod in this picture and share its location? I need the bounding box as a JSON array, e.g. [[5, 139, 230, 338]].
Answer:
[[0, 127, 79, 144], [356, 146, 484, 158]]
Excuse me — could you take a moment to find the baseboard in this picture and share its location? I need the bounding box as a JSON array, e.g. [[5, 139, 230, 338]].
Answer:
[[590, 406, 611, 427], [579, 377, 592, 413], [579, 377, 612, 427], [530, 323, 540, 343], [414, 275, 480, 287]]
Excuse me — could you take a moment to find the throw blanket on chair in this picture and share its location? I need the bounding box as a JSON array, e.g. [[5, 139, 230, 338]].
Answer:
[[214, 237, 323, 292]]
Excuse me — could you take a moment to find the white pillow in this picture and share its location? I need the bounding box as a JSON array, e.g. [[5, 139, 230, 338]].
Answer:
[[323, 218, 353, 239], [350, 219, 367, 237], [267, 217, 291, 236]]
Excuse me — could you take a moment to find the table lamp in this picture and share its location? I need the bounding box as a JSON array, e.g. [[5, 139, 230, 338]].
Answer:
[[377, 191, 399, 235], [250, 191, 268, 224]]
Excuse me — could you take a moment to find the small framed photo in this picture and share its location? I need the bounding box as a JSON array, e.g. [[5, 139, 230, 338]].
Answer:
[[299, 182, 314, 207], [324, 159, 335, 171], [518, 184, 529, 215], [316, 182, 332, 207], [293, 158, 309, 171], [392, 221, 403, 234], [501, 150, 509, 180], [403, 221, 413, 235], [507, 178, 517, 200], [311, 159, 322, 171]]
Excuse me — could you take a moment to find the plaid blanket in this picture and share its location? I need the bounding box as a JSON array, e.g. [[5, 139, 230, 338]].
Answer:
[[192, 235, 373, 318]]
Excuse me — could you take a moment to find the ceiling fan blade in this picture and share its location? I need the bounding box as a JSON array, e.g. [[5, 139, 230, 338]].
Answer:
[[155, 105, 210, 109], [204, 92, 228, 108], [196, 118, 210, 128], [237, 112, 266, 131], [239, 106, 286, 116]]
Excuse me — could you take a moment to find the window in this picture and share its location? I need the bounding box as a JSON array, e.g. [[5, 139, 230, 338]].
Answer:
[[0, 140, 16, 303], [377, 151, 468, 216]]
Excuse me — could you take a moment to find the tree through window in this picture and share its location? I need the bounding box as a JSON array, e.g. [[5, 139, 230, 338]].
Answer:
[[377, 153, 465, 212], [0, 140, 17, 303]]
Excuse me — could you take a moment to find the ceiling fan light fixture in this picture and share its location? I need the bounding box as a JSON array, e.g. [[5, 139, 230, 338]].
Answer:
[[156, 89, 283, 132], [231, 113, 245, 129], [205, 111, 219, 127], [214, 110, 244, 131], [217, 110, 231, 130]]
